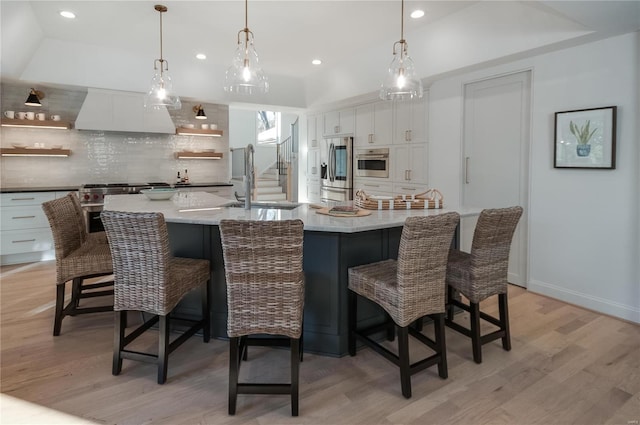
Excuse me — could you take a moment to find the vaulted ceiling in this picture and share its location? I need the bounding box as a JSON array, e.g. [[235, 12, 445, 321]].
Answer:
[[2, 1, 639, 110]]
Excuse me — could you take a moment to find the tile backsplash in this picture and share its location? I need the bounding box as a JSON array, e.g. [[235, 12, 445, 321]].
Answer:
[[1, 83, 230, 188]]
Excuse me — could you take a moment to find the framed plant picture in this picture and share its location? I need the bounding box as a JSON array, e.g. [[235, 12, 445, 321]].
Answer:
[[554, 106, 616, 169]]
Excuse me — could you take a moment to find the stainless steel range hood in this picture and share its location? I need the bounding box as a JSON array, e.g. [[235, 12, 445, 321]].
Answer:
[[75, 88, 175, 134]]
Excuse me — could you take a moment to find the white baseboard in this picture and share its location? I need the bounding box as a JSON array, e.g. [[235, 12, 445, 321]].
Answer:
[[528, 279, 640, 324]]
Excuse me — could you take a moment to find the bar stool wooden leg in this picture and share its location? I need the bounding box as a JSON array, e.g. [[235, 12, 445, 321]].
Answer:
[[202, 283, 210, 343], [158, 314, 170, 384], [53, 284, 65, 336], [446, 286, 455, 322], [499, 294, 511, 351], [291, 338, 300, 417], [470, 303, 482, 364], [228, 337, 239, 415], [434, 313, 448, 379], [397, 325, 412, 399], [348, 290, 357, 356], [113, 310, 125, 375]]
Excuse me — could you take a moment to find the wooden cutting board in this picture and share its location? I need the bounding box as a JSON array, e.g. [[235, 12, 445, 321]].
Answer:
[[315, 207, 372, 218]]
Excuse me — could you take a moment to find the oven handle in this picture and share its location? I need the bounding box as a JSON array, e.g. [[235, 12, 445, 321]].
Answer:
[[356, 154, 388, 159]]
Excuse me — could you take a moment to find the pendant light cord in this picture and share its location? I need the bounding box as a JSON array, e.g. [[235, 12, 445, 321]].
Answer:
[[159, 9, 164, 62], [400, 0, 404, 43]]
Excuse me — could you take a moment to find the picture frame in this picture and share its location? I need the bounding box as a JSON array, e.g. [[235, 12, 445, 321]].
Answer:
[[554, 106, 616, 169]]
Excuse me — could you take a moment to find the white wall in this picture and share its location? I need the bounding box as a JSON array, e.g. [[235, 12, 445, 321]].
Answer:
[[429, 32, 639, 322]]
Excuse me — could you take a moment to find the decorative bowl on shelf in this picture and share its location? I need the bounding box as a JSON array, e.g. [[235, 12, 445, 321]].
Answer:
[[51, 145, 63, 149], [11, 143, 26, 148], [140, 188, 177, 201]]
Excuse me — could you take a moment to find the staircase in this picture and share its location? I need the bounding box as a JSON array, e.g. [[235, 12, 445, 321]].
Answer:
[[254, 165, 287, 201]]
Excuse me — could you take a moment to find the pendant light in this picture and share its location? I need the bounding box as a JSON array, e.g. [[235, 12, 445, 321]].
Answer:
[[144, 4, 181, 110], [224, 0, 268, 95], [379, 0, 423, 101], [25, 88, 44, 107]]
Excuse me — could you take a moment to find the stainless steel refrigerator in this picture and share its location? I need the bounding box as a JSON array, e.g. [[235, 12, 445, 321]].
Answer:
[[320, 136, 353, 202]]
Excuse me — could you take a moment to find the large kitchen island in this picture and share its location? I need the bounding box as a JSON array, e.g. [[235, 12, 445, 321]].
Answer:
[[104, 191, 479, 357]]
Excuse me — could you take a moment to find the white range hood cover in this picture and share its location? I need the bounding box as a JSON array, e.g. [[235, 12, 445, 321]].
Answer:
[[75, 88, 175, 134]]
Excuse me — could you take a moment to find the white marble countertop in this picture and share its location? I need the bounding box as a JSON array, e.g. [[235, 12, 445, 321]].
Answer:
[[104, 191, 480, 233]]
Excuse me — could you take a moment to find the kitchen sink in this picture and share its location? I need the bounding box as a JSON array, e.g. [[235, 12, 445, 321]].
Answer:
[[222, 201, 301, 211]]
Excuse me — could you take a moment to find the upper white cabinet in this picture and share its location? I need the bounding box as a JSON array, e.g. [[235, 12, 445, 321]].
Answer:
[[307, 115, 321, 149], [354, 102, 393, 147], [393, 97, 426, 144], [323, 108, 354, 136]]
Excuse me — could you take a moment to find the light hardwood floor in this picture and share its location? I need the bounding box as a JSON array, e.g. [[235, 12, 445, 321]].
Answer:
[[1, 260, 638, 425]]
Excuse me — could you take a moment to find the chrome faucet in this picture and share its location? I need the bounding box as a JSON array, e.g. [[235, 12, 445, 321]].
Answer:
[[244, 143, 254, 210]]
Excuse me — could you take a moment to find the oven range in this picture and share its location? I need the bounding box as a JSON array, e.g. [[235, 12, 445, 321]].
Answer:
[[79, 182, 171, 233]]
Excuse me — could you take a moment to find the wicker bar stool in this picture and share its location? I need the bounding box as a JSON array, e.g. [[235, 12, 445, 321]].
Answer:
[[101, 210, 210, 385], [445, 206, 523, 364], [219, 219, 305, 416], [42, 193, 114, 336], [348, 212, 460, 399]]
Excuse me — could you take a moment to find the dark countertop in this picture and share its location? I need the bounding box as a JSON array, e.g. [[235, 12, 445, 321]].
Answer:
[[1, 186, 79, 193], [1, 182, 232, 194]]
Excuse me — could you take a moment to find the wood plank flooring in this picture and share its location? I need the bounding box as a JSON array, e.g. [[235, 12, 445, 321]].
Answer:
[[1, 261, 638, 424]]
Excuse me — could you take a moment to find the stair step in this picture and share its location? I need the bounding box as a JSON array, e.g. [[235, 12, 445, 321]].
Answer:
[[255, 179, 280, 188]]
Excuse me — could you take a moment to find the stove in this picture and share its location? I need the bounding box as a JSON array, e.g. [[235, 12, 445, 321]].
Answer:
[[79, 182, 171, 204], [79, 182, 171, 233]]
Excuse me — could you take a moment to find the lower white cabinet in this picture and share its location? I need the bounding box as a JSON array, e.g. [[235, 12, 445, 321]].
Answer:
[[354, 179, 394, 197], [0, 191, 72, 265], [306, 179, 321, 203]]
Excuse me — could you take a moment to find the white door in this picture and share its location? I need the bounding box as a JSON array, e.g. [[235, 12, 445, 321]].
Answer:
[[462, 71, 531, 287]]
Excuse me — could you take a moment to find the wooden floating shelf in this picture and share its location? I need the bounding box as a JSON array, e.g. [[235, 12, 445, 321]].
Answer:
[[1, 148, 71, 157], [175, 127, 223, 137], [1, 118, 71, 130], [174, 151, 223, 159]]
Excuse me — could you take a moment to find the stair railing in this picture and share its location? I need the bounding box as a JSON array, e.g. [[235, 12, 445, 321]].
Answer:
[[276, 136, 292, 199]]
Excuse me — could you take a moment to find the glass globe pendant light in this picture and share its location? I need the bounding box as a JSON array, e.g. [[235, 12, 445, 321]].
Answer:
[[144, 4, 181, 110], [379, 0, 423, 101], [224, 0, 268, 95]]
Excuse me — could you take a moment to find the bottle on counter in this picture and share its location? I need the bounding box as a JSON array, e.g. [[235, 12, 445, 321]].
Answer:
[[176, 171, 181, 184], [184, 169, 189, 184]]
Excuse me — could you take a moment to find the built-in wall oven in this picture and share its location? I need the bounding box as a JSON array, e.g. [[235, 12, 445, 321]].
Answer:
[[356, 148, 389, 178]]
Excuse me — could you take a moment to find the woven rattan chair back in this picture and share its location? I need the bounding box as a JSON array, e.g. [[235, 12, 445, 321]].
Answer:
[[395, 212, 461, 322], [466, 206, 523, 302], [42, 193, 86, 276], [219, 219, 305, 339], [101, 210, 175, 315]]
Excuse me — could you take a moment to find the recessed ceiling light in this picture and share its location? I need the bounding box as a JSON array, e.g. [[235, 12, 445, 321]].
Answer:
[[60, 10, 76, 19], [410, 10, 424, 19], [196, 53, 207, 60], [312, 59, 322, 65]]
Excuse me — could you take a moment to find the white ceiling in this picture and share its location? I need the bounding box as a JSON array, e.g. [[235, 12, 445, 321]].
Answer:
[[1, 1, 639, 109]]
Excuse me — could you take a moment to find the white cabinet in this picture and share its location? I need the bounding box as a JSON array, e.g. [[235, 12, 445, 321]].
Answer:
[[307, 148, 321, 181], [355, 102, 393, 147], [392, 144, 428, 185], [393, 97, 426, 144], [306, 180, 321, 203], [354, 179, 394, 197], [323, 108, 355, 136], [0, 191, 72, 265], [307, 115, 321, 149]]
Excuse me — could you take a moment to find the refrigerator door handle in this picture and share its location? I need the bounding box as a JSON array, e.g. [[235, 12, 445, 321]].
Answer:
[[329, 143, 335, 182]]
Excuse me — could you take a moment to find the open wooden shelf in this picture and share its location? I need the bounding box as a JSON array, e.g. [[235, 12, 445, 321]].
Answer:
[[174, 151, 223, 160], [1, 118, 71, 130], [1, 148, 71, 157], [175, 127, 223, 137]]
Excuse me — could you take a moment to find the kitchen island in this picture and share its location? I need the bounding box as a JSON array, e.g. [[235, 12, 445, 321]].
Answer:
[[104, 191, 479, 356]]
